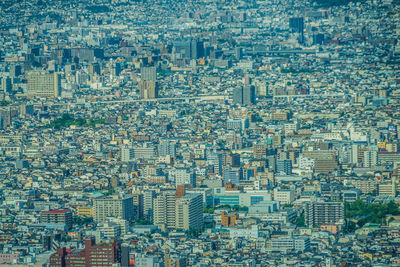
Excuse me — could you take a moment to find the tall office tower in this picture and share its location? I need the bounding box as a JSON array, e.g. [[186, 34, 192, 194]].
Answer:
[[225, 152, 241, 168], [141, 66, 157, 82], [305, 201, 344, 227], [191, 39, 204, 59], [94, 195, 134, 222], [143, 190, 156, 220], [289, 17, 304, 43], [139, 80, 158, 99], [235, 47, 243, 60], [153, 191, 176, 231], [352, 144, 359, 165], [1, 77, 12, 93], [244, 75, 251, 85], [207, 151, 223, 175], [112, 62, 121, 77], [243, 85, 256, 105], [89, 62, 101, 76], [277, 159, 293, 175], [233, 85, 255, 105], [158, 141, 176, 157], [9, 65, 21, 77], [174, 40, 191, 59], [289, 17, 304, 33], [226, 132, 243, 149], [175, 194, 203, 231], [27, 71, 61, 97], [133, 191, 144, 220], [174, 39, 204, 59], [175, 168, 196, 186], [233, 86, 243, 105], [139, 66, 158, 99]]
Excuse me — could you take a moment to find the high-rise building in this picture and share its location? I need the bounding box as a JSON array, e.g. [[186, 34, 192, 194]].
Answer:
[[174, 40, 191, 59], [243, 85, 256, 105], [141, 66, 157, 82], [351, 144, 359, 165], [305, 201, 344, 227], [112, 62, 121, 77], [133, 191, 144, 220], [143, 190, 155, 220], [176, 169, 196, 186], [233, 86, 243, 105], [224, 165, 242, 185], [9, 65, 21, 77], [27, 71, 61, 97], [158, 141, 176, 157], [139, 80, 158, 99], [364, 147, 378, 168], [153, 191, 176, 231], [289, 17, 304, 33], [191, 39, 204, 59], [94, 195, 134, 222], [121, 146, 134, 162], [253, 144, 266, 159], [207, 151, 223, 176], [1, 77, 12, 93], [233, 85, 255, 105], [89, 62, 101, 76], [174, 39, 204, 59], [175, 194, 203, 231], [289, 17, 304, 43], [277, 159, 292, 175], [40, 209, 73, 230]]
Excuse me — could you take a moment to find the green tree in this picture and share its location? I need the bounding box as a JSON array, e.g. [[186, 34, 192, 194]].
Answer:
[[295, 213, 305, 227]]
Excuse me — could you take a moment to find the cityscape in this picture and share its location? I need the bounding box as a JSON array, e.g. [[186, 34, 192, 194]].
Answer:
[[0, 0, 400, 266]]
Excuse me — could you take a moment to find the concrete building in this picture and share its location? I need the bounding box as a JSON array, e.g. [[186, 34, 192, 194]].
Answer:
[[269, 236, 310, 253], [233, 85, 255, 106], [141, 66, 157, 82], [273, 188, 295, 204], [175, 193, 203, 231], [94, 195, 134, 222], [143, 190, 156, 220], [153, 191, 176, 231], [175, 168, 196, 186], [40, 209, 73, 230], [27, 71, 61, 97], [158, 141, 176, 157], [305, 201, 344, 227], [121, 146, 134, 162]]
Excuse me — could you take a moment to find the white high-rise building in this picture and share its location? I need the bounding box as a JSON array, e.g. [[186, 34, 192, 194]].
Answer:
[[121, 146, 134, 162], [175, 168, 196, 187], [153, 191, 176, 232], [175, 194, 203, 231], [94, 195, 134, 222]]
